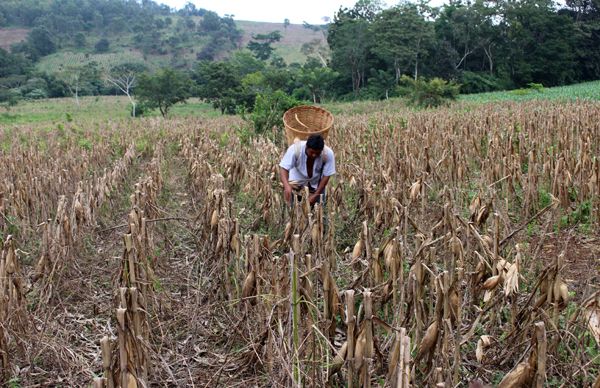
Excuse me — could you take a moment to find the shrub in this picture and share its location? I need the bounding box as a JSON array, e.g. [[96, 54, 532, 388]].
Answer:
[[95, 38, 110, 53], [0, 89, 21, 110], [527, 82, 544, 92], [24, 88, 48, 99], [460, 71, 510, 94], [249, 90, 302, 134], [398, 76, 460, 108], [132, 102, 151, 117]]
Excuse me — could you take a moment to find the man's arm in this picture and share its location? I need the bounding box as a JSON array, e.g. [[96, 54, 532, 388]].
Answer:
[[279, 145, 297, 205], [309, 148, 335, 204], [309, 176, 330, 204], [279, 167, 293, 204]]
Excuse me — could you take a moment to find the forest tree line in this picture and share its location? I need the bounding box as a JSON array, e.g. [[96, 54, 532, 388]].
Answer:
[[1, 0, 599, 111], [327, 0, 600, 97]]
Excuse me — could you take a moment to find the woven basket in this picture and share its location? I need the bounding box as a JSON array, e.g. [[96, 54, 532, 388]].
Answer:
[[283, 105, 334, 146]]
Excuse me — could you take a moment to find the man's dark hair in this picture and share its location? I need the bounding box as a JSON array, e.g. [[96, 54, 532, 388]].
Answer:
[[306, 134, 325, 151]]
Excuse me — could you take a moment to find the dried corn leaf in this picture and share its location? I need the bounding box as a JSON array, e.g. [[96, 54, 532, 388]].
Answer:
[[584, 295, 600, 345]]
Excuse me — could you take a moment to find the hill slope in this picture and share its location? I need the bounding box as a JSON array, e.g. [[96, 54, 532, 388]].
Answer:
[[0, 18, 326, 74], [237, 20, 326, 64]]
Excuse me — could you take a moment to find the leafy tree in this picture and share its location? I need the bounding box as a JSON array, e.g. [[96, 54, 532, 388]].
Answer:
[[435, 0, 497, 73], [296, 60, 339, 102], [247, 31, 282, 60], [460, 71, 509, 93], [0, 88, 21, 111], [136, 68, 190, 117], [373, 4, 435, 82], [199, 11, 221, 32], [20, 77, 48, 99], [284, 18, 290, 30], [27, 27, 57, 57], [193, 61, 248, 114], [363, 68, 396, 99], [196, 12, 241, 59], [328, 7, 373, 94], [58, 63, 101, 105], [229, 51, 266, 76], [250, 90, 301, 134], [40, 72, 69, 97], [562, 0, 600, 80], [499, 0, 577, 86], [270, 55, 286, 68], [0, 49, 31, 77]]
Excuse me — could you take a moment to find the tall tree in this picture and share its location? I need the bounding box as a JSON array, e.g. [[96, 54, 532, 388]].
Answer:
[[298, 60, 339, 103], [563, 0, 600, 80], [498, 0, 577, 86], [328, 6, 374, 94], [136, 68, 190, 117], [247, 31, 282, 60], [300, 39, 330, 67], [435, 0, 497, 73], [193, 61, 246, 114], [27, 26, 57, 58], [373, 4, 435, 82], [105, 63, 146, 117]]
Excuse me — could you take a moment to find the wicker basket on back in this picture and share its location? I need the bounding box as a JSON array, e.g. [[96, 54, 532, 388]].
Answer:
[[283, 105, 334, 146]]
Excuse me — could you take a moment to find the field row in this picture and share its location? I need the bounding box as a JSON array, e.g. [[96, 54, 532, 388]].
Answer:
[[0, 103, 598, 386]]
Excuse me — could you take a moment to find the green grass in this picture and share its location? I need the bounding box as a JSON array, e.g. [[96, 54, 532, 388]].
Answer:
[[460, 80, 600, 103], [37, 51, 149, 74], [4, 79, 599, 126], [0, 96, 222, 125]]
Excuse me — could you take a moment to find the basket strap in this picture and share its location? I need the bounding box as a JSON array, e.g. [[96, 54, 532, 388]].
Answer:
[[294, 113, 309, 129]]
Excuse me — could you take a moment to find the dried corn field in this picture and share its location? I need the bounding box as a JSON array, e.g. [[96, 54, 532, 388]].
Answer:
[[0, 100, 599, 387]]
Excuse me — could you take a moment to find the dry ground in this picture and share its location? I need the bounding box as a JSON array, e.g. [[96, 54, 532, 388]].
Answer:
[[0, 28, 28, 50]]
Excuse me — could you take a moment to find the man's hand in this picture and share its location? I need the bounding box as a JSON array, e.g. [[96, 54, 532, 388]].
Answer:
[[284, 185, 293, 204], [309, 193, 318, 205], [280, 167, 293, 205]]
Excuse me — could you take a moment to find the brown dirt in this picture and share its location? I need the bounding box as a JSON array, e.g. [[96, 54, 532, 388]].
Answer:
[[533, 231, 600, 298], [237, 20, 326, 47], [0, 28, 29, 50]]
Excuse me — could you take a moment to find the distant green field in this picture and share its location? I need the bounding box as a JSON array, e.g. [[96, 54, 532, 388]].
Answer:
[[0, 96, 221, 126], [3, 80, 599, 127], [460, 80, 600, 103], [37, 51, 149, 74]]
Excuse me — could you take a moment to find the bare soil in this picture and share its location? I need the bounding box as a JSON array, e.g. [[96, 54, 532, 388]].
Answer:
[[0, 28, 29, 50]]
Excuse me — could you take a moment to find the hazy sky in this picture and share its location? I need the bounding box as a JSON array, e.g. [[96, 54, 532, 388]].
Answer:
[[159, 0, 361, 24]]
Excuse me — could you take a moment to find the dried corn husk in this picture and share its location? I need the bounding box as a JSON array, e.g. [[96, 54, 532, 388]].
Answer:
[[584, 293, 600, 344], [498, 362, 533, 388], [416, 320, 438, 363], [476, 335, 492, 363], [483, 274, 503, 290], [242, 270, 256, 300], [352, 239, 363, 260]]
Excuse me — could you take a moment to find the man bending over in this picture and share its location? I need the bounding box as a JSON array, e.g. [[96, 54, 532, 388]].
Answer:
[[279, 134, 336, 206]]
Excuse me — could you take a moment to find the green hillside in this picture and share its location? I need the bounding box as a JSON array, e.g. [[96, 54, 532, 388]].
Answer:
[[237, 20, 327, 65], [0, 17, 324, 76]]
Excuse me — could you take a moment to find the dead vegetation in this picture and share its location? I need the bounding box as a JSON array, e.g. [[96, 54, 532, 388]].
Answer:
[[0, 102, 598, 386]]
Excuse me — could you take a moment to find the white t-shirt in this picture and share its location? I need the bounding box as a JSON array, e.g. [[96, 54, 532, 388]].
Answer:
[[279, 141, 336, 190]]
